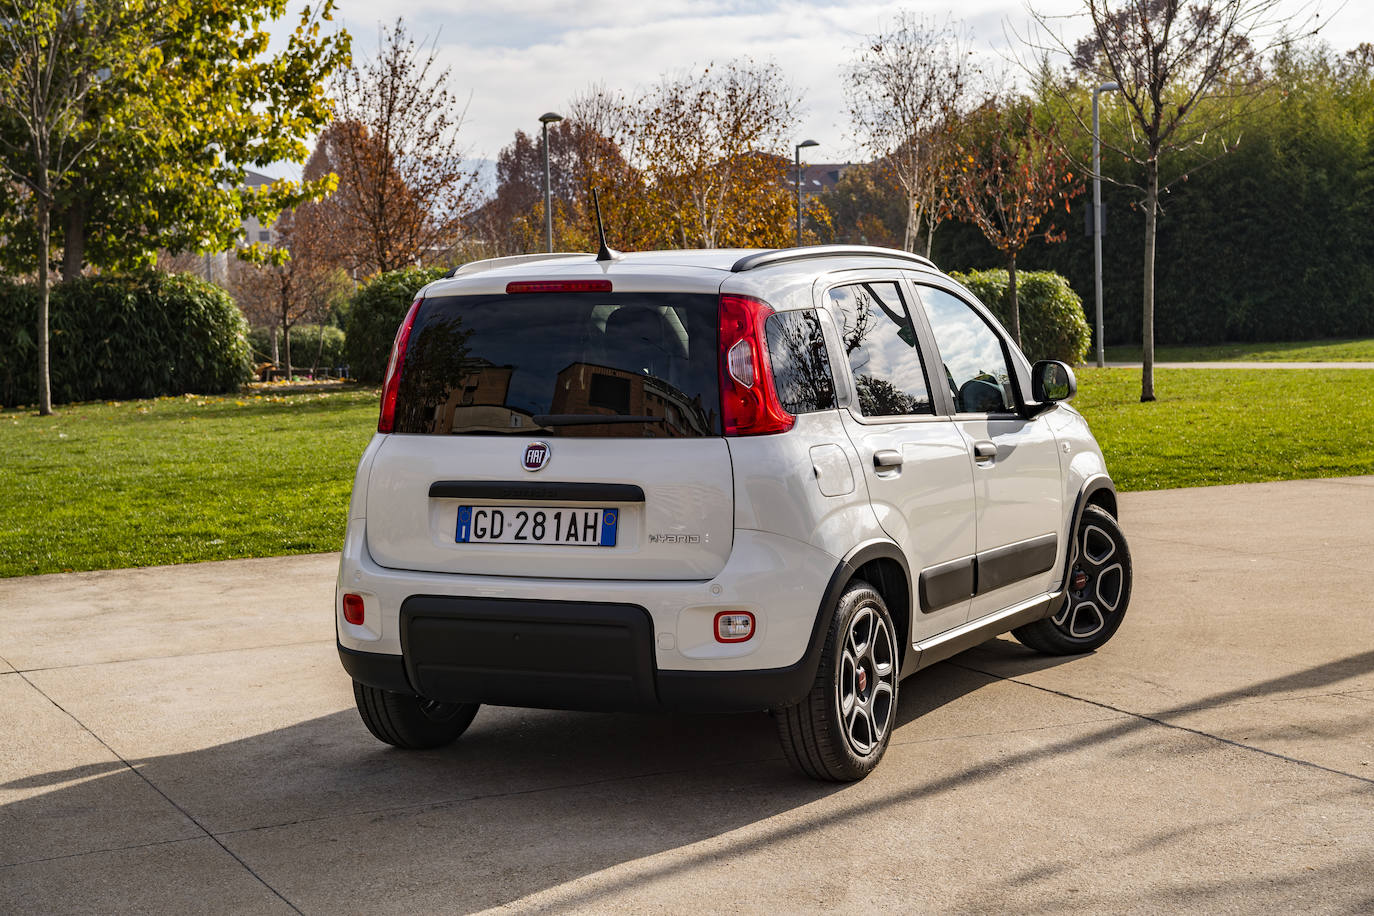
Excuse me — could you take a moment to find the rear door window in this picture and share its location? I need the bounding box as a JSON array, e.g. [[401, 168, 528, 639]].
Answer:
[[826, 282, 934, 418], [393, 292, 720, 437]]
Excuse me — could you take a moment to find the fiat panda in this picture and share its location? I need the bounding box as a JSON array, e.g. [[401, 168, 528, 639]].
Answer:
[[336, 245, 1131, 781]]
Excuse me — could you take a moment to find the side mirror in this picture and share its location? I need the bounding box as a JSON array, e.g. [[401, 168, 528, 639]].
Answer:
[[1031, 360, 1077, 403]]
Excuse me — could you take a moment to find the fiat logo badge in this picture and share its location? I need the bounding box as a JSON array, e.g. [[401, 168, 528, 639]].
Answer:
[[522, 441, 551, 472]]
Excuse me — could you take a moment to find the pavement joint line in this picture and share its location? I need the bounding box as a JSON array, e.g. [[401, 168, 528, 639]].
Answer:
[[8, 668, 305, 914], [0, 832, 207, 871], [888, 712, 1130, 749], [951, 661, 1374, 788], [8, 637, 331, 675]]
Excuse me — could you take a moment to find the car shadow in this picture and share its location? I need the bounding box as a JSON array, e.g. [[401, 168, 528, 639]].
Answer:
[[5, 644, 1373, 911]]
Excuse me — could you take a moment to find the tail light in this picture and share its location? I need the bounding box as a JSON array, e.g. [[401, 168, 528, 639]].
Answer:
[[718, 294, 794, 436], [342, 593, 365, 625], [378, 299, 422, 433]]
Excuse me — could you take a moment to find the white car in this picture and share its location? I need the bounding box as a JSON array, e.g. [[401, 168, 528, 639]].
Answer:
[[336, 245, 1132, 781]]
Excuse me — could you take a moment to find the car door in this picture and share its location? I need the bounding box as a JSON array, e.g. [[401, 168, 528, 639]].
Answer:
[[820, 275, 978, 643], [910, 281, 1064, 620]]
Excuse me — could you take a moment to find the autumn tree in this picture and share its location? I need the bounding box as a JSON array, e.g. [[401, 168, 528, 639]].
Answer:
[[948, 100, 1083, 346], [629, 61, 805, 249], [326, 19, 477, 274], [1033, 0, 1317, 400], [231, 206, 350, 377], [846, 14, 979, 256]]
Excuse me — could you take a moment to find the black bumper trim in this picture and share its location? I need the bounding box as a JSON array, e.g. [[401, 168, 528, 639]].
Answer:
[[338, 643, 414, 695]]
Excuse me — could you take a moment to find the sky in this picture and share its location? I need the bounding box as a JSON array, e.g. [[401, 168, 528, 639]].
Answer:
[[262, 0, 1368, 182]]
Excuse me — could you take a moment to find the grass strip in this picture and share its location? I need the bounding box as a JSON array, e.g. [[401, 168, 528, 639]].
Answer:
[[2, 368, 1371, 577]]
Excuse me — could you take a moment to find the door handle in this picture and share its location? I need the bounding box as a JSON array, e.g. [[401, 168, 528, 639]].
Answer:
[[973, 440, 998, 462], [873, 449, 903, 470]]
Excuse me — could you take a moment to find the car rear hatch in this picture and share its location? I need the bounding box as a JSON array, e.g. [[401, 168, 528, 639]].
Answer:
[[364, 284, 734, 580]]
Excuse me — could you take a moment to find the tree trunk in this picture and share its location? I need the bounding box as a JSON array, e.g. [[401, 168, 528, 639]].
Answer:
[[903, 193, 917, 252], [284, 324, 293, 379], [37, 202, 53, 416], [1141, 157, 1158, 402], [1007, 253, 1021, 348], [270, 327, 280, 368], [61, 200, 87, 280]]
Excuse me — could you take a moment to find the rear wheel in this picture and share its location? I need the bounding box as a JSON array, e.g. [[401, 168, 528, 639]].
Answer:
[[353, 681, 479, 750], [775, 580, 899, 781], [1014, 504, 1132, 655]]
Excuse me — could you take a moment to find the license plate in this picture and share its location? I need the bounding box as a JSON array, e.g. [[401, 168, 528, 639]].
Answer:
[[456, 506, 618, 547]]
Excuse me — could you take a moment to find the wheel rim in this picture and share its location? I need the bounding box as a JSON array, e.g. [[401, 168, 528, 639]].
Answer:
[[1052, 521, 1125, 640], [836, 604, 897, 756]]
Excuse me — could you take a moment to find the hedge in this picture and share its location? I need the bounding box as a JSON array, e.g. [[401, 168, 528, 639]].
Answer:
[[247, 324, 347, 373], [1, 272, 252, 407], [951, 269, 1092, 365], [343, 266, 447, 384]]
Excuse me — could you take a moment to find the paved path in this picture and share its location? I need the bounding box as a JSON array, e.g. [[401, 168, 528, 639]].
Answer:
[[3, 478, 1373, 913], [1104, 360, 1374, 369]]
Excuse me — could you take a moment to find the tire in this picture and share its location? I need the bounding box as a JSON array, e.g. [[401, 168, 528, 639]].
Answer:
[[775, 580, 900, 781], [353, 681, 480, 750], [1014, 504, 1133, 655]]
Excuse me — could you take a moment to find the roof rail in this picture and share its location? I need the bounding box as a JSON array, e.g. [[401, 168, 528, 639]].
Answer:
[[730, 245, 936, 273], [443, 252, 593, 279]]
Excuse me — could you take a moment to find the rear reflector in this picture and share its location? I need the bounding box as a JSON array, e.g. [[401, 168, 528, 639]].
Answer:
[[715, 611, 755, 643], [506, 280, 612, 294], [342, 593, 365, 626]]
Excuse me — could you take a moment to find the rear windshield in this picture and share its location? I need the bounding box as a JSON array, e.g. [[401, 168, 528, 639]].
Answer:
[[392, 292, 721, 437]]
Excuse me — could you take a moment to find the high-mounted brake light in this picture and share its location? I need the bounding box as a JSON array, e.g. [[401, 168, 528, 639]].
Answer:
[[506, 280, 612, 294], [378, 298, 422, 433], [718, 294, 794, 436]]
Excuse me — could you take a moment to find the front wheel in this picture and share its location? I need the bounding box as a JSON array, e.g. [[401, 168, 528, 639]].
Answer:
[[353, 681, 479, 750], [1014, 504, 1133, 655], [775, 580, 899, 781]]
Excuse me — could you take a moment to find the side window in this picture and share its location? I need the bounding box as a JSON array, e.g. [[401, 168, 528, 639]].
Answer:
[[765, 309, 835, 415], [916, 286, 1015, 413], [826, 282, 933, 418]]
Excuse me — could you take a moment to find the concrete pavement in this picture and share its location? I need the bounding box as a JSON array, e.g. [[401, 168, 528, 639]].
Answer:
[[2, 477, 1373, 913]]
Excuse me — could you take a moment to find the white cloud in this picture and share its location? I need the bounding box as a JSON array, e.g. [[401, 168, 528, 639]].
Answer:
[[284, 0, 1367, 169]]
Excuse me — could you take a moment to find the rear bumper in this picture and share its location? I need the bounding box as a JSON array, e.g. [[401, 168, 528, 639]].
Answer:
[[339, 593, 821, 713]]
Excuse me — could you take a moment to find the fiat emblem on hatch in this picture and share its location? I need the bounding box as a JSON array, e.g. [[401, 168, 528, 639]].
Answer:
[[522, 441, 551, 472]]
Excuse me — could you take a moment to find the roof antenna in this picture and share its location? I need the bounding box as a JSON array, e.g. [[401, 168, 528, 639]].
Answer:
[[592, 188, 621, 262]]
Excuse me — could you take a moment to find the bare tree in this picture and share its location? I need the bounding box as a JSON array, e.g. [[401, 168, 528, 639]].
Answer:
[[846, 14, 979, 257], [231, 208, 350, 378], [326, 19, 476, 274], [949, 99, 1083, 346], [1031, 0, 1319, 400]]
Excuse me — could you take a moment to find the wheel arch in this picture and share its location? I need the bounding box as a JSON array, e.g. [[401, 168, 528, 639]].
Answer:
[[831, 540, 914, 676], [1057, 474, 1118, 591]]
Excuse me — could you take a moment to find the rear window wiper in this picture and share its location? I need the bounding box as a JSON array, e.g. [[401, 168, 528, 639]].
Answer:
[[533, 414, 665, 426]]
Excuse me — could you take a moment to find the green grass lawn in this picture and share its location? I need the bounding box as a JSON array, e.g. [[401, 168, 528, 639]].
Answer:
[[2, 368, 1373, 577], [1, 388, 378, 578], [1104, 337, 1374, 363], [1073, 368, 1374, 490]]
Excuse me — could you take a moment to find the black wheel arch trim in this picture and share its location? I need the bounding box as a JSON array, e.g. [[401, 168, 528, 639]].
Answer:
[[1059, 474, 1119, 591]]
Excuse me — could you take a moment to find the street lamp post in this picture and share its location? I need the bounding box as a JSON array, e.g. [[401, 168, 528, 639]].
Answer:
[[539, 112, 563, 253], [795, 139, 818, 247], [1092, 83, 1119, 368]]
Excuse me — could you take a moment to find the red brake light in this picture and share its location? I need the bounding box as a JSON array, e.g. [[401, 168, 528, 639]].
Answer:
[[506, 280, 612, 293], [718, 294, 794, 436], [378, 298, 422, 433]]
